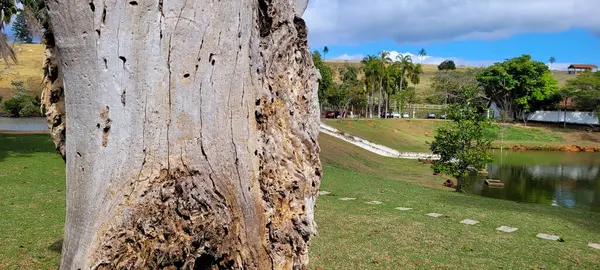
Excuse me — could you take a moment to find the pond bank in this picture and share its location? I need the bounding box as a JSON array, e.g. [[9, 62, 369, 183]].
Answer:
[[506, 144, 598, 152]]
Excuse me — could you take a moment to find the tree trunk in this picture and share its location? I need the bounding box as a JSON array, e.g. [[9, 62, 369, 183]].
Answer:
[[40, 25, 66, 160], [455, 176, 463, 192], [47, 0, 321, 269]]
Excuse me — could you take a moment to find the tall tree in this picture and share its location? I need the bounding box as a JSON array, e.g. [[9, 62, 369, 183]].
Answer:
[[377, 50, 391, 117], [430, 88, 492, 192], [313, 50, 334, 106], [46, 1, 321, 269], [396, 54, 413, 93], [362, 55, 379, 118], [477, 55, 559, 124], [0, 0, 18, 65], [323, 45, 329, 58], [549, 56, 556, 70], [11, 11, 32, 43], [437, 60, 456, 71], [418, 48, 427, 64], [563, 71, 600, 118], [431, 69, 479, 105]]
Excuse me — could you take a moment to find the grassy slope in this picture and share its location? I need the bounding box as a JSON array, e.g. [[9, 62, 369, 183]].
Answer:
[[324, 118, 600, 152], [311, 134, 600, 269], [0, 46, 577, 101], [0, 134, 65, 269], [0, 44, 44, 99], [2, 134, 600, 269], [325, 60, 575, 103]]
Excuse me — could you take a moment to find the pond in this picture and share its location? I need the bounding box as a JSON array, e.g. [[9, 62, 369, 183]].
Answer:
[[0, 117, 48, 131], [467, 150, 600, 212]]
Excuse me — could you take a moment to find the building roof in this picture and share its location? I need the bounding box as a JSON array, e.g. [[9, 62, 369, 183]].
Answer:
[[568, 64, 598, 69]]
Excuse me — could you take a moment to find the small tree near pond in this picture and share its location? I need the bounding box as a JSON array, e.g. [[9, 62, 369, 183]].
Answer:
[[429, 87, 492, 192]]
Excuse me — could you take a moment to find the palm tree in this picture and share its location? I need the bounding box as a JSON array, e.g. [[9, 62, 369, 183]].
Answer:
[[323, 46, 329, 58], [418, 48, 427, 64], [396, 54, 413, 93], [377, 50, 392, 117], [362, 55, 379, 118], [0, 0, 18, 65], [549, 56, 556, 70]]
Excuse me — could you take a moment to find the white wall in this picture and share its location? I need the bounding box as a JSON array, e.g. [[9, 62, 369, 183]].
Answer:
[[527, 111, 599, 125]]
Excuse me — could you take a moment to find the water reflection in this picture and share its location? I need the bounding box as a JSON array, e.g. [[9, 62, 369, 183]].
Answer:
[[467, 150, 600, 212], [0, 117, 47, 131]]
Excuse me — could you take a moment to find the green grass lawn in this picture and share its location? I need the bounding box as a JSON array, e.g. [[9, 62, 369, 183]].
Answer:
[[311, 134, 600, 269], [2, 134, 600, 269], [324, 118, 600, 152], [0, 134, 65, 269]]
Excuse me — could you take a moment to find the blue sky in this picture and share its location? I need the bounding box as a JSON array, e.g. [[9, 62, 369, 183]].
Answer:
[[303, 0, 600, 70]]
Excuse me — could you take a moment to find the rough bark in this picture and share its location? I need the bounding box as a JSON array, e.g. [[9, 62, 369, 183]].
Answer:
[[40, 24, 66, 160], [46, 0, 320, 269]]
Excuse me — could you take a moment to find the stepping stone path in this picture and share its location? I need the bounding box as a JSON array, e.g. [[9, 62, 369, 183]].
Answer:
[[588, 243, 600, 250], [339, 197, 356, 201], [460, 219, 479, 225], [365, 201, 383, 205], [536, 233, 561, 241], [318, 191, 331, 195], [426, 213, 443, 217], [395, 207, 412, 211], [496, 226, 518, 233]]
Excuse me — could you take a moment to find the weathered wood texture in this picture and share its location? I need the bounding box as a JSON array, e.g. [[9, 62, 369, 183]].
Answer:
[[46, 0, 320, 268]]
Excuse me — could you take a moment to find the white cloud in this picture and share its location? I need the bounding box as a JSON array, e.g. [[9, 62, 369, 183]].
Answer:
[[304, 0, 600, 45], [332, 54, 365, 61]]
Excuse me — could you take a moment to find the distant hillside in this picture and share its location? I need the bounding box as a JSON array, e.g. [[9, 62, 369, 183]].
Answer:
[[324, 59, 574, 103], [0, 44, 44, 99]]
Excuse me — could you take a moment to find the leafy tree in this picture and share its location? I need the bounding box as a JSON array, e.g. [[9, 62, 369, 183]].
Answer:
[[323, 46, 329, 58], [0, 0, 18, 65], [437, 60, 456, 71], [418, 48, 427, 64], [563, 71, 600, 118], [476, 55, 559, 124], [431, 69, 480, 104], [549, 56, 556, 70], [362, 55, 379, 117], [430, 88, 492, 192], [312, 50, 334, 106], [377, 50, 392, 117], [12, 11, 33, 43]]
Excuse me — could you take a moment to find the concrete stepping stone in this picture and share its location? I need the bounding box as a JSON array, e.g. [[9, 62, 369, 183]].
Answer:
[[588, 243, 600, 249], [317, 191, 331, 195], [395, 207, 412, 211], [496, 226, 518, 233], [426, 213, 443, 217], [339, 197, 356, 201], [460, 219, 479, 225], [536, 233, 561, 241], [365, 201, 383, 205]]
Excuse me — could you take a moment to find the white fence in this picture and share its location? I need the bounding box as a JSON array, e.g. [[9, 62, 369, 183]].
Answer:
[[527, 111, 599, 125]]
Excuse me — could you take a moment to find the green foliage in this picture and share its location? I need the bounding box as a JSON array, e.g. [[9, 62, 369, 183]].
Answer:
[[1, 80, 41, 117], [312, 51, 334, 105], [12, 11, 33, 43], [437, 60, 456, 71], [431, 69, 480, 104], [19, 102, 39, 117], [3, 95, 23, 116], [476, 55, 559, 122], [563, 71, 600, 117], [430, 90, 492, 192]]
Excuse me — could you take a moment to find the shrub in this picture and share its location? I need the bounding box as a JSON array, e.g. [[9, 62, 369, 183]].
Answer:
[[3, 96, 24, 117], [19, 102, 41, 117]]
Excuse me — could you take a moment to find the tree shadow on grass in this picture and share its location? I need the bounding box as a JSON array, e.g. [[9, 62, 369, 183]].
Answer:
[[0, 134, 57, 162], [48, 238, 63, 253]]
